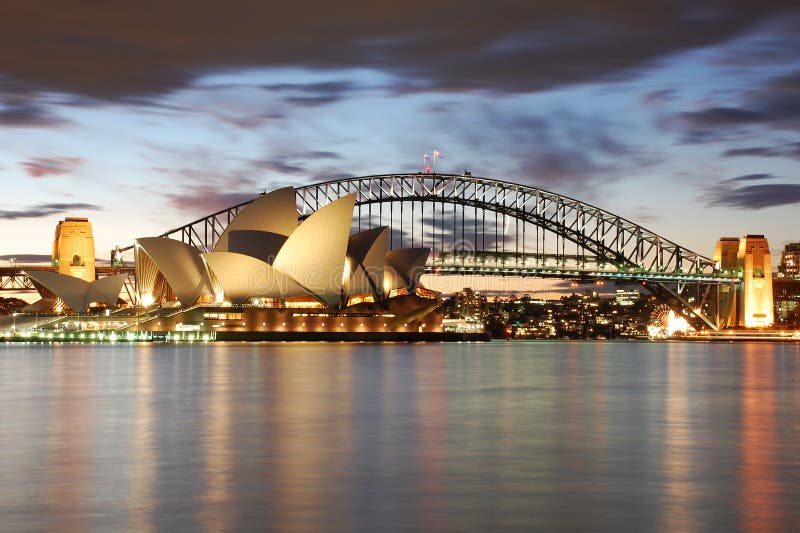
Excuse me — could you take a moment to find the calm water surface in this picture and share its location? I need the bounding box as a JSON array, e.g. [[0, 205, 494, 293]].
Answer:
[[0, 341, 798, 532]]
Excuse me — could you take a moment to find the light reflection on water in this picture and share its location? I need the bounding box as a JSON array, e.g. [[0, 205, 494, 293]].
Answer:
[[0, 341, 798, 532]]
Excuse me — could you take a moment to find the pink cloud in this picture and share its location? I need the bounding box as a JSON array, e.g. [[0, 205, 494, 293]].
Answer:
[[20, 157, 84, 178]]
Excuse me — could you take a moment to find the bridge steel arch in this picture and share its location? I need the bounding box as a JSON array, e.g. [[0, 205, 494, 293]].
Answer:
[[121, 173, 736, 330]]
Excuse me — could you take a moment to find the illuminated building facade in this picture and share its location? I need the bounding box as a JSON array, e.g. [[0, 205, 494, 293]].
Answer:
[[130, 187, 442, 335], [714, 235, 774, 328], [713, 237, 741, 328], [777, 242, 800, 278], [26, 271, 128, 313], [52, 217, 95, 282], [737, 235, 774, 328], [713, 237, 740, 272], [773, 279, 800, 326], [615, 289, 640, 307]]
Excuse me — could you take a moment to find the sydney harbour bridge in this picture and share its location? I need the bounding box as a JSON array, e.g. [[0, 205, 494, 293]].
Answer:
[[3, 173, 738, 330]]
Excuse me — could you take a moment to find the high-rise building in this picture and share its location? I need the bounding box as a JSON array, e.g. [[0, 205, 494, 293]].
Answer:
[[454, 287, 486, 320], [737, 235, 773, 328], [615, 289, 640, 306], [778, 242, 800, 278], [52, 217, 95, 282]]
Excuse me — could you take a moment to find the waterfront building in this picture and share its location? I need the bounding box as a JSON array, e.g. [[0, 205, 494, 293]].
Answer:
[[20, 186, 444, 337], [451, 287, 487, 321], [773, 278, 800, 326], [737, 235, 773, 328], [25, 271, 128, 313], [713, 235, 775, 328], [778, 242, 800, 278], [615, 289, 640, 307], [52, 217, 95, 282]]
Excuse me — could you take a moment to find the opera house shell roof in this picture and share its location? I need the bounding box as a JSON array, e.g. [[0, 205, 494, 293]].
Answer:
[[27, 271, 128, 313], [134, 187, 430, 309]]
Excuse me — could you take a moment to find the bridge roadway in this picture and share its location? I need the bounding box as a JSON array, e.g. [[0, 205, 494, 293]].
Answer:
[[1, 256, 738, 293], [0, 265, 135, 291], [429, 252, 739, 284]]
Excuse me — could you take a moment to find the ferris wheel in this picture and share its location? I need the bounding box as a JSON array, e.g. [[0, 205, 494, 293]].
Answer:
[[650, 304, 672, 334]]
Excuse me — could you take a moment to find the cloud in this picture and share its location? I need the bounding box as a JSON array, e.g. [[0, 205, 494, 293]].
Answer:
[[705, 183, 800, 209], [161, 188, 257, 215], [0, 2, 794, 99], [0, 202, 102, 220], [305, 151, 341, 160], [263, 81, 362, 107], [218, 112, 285, 129], [19, 157, 84, 178], [674, 70, 800, 141], [724, 173, 775, 183], [250, 151, 342, 175], [0, 102, 64, 127], [708, 14, 800, 68], [679, 106, 765, 128], [145, 145, 349, 218], [640, 89, 677, 106], [450, 110, 661, 196], [251, 159, 306, 174], [722, 142, 800, 160]]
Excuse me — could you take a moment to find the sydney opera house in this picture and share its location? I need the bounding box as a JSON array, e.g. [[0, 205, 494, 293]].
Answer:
[[22, 187, 446, 340]]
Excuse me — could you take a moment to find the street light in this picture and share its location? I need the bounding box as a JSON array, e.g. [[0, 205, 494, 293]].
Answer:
[[12, 312, 18, 332]]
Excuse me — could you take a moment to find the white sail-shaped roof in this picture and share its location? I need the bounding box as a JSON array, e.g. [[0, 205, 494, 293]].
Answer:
[[26, 271, 127, 312], [136, 237, 213, 306], [345, 226, 388, 299], [384, 248, 430, 293], [214, 187, 297, 252], [27, 271, 90, 312], [226, 230, 287, 264], [87, 274, 128, 307], [202, 251, 310, 304], [273, 194, 356, 307]]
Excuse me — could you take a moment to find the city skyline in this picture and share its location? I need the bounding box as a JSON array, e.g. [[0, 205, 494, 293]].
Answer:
[[1, 2, 799, 262]]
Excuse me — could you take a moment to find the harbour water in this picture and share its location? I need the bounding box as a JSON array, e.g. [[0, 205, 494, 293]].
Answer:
[[1, 341, 798, 531]]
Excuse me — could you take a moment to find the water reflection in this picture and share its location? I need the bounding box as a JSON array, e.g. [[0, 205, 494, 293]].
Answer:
[[271, 346, 355, 531], [739, 344, 781, 531], [45, 350, 91, 533], [0, 341, 797, 531], [130, 347, 155, 533], [661, 343, 695, 532], [200, 350, 234, 531], [414, 347, 445, 531]]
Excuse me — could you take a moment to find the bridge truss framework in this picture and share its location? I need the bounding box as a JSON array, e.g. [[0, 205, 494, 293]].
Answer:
[[113, 173, 737, 329]]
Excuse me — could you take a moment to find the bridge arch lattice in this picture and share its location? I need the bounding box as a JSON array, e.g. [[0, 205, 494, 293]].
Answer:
[[123, 173, 735, 329]]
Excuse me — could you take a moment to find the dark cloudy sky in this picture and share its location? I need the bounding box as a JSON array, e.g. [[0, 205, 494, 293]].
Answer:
[[1, 1, 799, 263]]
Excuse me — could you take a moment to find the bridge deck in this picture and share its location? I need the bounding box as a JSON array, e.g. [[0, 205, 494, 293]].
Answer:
[[0, 265, 135, 291]]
